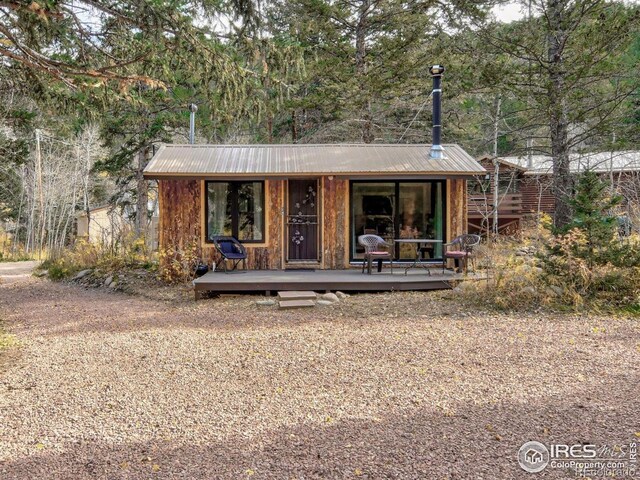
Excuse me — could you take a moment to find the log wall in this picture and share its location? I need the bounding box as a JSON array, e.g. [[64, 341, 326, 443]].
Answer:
[[322, 177, 349, 269], [447, 178, 468, 239], [521, 176, 555, 215], [158, 179, 202, 252], [159, 177, 469, 270]]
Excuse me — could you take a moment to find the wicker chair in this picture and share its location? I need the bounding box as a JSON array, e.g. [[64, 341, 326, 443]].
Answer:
[[442, 234, 481, 274], [211, 236, 247, 272], [358, 234, 393, 274]]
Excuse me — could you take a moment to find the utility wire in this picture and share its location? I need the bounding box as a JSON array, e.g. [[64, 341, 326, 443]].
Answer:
[[397, 90, 433, 144]]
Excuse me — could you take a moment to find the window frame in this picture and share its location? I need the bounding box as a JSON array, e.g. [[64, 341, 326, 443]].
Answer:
[[349, 179, 447, 262], [204, 180, 266, 244]]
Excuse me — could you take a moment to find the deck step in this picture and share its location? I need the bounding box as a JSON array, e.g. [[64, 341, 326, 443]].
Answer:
[[277, 290, 317, 301], [278, 299, 316, 309]]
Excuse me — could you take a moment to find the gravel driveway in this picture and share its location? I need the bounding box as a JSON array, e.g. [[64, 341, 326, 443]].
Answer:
[[0, 273, 638, 479]]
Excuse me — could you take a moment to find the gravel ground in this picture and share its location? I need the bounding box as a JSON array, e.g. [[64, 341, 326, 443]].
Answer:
[[0, 268, 638, 479]]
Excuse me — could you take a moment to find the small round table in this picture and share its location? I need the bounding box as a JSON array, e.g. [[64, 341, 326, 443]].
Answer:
[[393, 239, 443, 275]]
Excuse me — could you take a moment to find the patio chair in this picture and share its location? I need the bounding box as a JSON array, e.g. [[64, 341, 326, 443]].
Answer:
[[211, 236, 247, 272], [358, 234, 393, 274], [442, 234, 481, 274]]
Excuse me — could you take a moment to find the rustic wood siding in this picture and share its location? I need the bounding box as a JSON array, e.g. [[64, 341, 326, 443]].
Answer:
[[448, 178, 467, 240], [240, 180, 285, 269], [159, 179, 285, 270], [158, 179, 201, 252], [521, 176, 555, 214], [160, 177, 470, 270], [322, 176, 348, 269]]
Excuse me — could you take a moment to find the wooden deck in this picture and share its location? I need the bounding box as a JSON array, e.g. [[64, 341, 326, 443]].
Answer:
[[193, 268, 464, 299]]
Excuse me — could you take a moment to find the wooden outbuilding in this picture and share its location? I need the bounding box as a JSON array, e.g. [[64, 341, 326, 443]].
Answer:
[[467, 151, 640, 235], [143, 143, 486, 270]]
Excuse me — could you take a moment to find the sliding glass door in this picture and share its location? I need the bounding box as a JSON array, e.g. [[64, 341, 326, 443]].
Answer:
[[351, 180, 445, 261]]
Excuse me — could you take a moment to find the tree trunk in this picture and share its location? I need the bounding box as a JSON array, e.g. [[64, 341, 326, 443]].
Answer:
[[135, 146, 151, 237], [547, 0, 572, 228], [492, 95, 501, 237], [291, 110, 298, 143], [356, 0, 374, 143]]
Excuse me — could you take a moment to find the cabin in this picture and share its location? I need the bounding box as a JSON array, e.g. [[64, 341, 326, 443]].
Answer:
[[143, 143, 486, 272], [467, 155, 526, 235], [467, 151, 640, 235]]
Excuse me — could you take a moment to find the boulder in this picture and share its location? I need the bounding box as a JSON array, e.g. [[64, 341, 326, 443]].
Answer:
[[104, 275, 113, 287], [548, 285, 564, 296], [316, 299, 334, 306], [256, 299, 276, 306], [335, 291, 349, 299], [319, 292, 340, 303], [521, 286, 537, 295], [72, 269, 92, 281]]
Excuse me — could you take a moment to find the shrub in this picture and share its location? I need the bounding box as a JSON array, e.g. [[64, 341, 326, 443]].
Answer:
[[41, 236, 157, 280], [454, 224, 640, 313], [158, 239, 200, 284], [456, 171, 640, 313], [0, 228, 34, 262]]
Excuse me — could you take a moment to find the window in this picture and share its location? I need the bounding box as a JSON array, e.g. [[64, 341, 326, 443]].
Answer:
[[206, 181, 264, 242], [350, 181, 445, 260]]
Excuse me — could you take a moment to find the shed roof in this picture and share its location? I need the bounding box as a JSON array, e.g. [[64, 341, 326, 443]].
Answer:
[[503, 151, 640, 175], [143, 143, 486, 178]]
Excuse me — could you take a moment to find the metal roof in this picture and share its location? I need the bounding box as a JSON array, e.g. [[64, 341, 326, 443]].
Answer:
[[502, 151, 640, 175], [143, 143, 486, 178]]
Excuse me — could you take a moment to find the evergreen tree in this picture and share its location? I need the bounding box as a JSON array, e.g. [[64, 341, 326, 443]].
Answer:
[[563, 169, 622, 261], [474, 1, 640, 228]]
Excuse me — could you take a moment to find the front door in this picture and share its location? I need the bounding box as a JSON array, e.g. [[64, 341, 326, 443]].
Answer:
[[287, 179, 319, 261]]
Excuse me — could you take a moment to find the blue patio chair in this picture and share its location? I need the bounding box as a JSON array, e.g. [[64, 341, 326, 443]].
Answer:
[[211, 236, 247, 272]]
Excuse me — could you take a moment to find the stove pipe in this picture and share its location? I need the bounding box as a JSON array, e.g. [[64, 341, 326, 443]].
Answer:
[[189, 103, 198, 145], [429, 65, 445, 159]]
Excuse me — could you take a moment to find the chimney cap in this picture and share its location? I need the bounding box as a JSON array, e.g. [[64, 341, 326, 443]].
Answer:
[[429, 65, 445, 76]]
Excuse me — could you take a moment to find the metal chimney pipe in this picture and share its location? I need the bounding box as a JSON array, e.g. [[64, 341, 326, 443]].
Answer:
[[429, 65, 445, 159], [188, 103, 198, 144]]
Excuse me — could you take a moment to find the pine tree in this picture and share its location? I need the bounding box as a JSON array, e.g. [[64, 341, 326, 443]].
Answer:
[[563, 170, 622, 260]]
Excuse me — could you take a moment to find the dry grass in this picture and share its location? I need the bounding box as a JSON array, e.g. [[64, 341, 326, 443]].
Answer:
[[0, 275, 638, 479]]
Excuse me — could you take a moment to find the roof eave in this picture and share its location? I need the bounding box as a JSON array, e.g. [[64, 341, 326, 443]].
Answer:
[[144, 170, 486, 180]]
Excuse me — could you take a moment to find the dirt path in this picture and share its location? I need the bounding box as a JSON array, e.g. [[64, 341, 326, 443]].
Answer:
[[0, 278, 638, 479], [0, 261, 39, 284]]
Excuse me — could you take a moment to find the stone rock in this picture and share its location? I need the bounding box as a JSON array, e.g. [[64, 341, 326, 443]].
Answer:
[[104, 275, 113, 287], [521, 286, 537, 295], [108, 281, 117, 289], [256, 299, 276, 306], [34, 270, 48, 278], [73, 269, 92, 280], [548, 285, 564, 296], [335, 291, 349, 299], [316, 299, 334, 306], [319, 293, 340, 303]]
